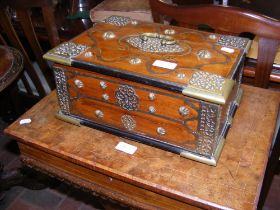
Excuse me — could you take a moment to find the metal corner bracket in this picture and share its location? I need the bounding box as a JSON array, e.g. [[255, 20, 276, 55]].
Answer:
[[180, 136, 225, 166], [182, 78, 235, 105], [43, 42, 89, 66], [43, 53, 72, 66]]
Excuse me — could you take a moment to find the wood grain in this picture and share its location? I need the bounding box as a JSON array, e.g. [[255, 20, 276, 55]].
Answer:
[[4, 85, 280, 210], [71, 21, 243, 86]]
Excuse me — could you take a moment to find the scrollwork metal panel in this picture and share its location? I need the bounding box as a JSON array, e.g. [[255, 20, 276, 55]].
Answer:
[[115, 85, 139, 111], [196, 103, 219, 156], [53, 67, 70, 114], [50, 42, 87, 58], [217, 35, 249, 49], [121, 115, 136, 131], [189, 71, 225, 93], [104, 16, 131, 26]]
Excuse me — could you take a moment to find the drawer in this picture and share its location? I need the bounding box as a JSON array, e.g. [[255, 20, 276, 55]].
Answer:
[[70, 97, 197, 150], [66, 67, 200, 124]]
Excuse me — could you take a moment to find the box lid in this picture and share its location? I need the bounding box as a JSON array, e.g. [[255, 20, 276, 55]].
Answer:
[[44, 16, 250, 104]]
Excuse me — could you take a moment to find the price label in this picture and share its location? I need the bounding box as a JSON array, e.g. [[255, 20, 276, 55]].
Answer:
[[152, 60, 177, 70], [115, 142, 137, 155]]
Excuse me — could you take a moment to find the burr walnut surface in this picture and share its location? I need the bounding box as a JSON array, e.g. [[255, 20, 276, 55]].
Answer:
[[4, 85, 280, 210]]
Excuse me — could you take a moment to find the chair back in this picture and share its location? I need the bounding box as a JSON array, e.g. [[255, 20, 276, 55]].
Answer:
[[0, 0, 60, 98], [172, 0, 213, 5], [149, 0, 280, 88]]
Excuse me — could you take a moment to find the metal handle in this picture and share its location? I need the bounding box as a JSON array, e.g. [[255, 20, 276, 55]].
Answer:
[[140, 33, 176, 46]]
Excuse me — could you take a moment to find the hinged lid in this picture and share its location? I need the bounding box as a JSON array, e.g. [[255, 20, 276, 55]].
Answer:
[[44, 16, 250, 104]]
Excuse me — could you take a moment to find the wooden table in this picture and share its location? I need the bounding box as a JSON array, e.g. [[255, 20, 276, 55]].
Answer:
[[4, 85, 280, 210]]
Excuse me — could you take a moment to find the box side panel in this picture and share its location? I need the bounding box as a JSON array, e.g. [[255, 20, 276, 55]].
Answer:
[[215, 56, 244, 153]]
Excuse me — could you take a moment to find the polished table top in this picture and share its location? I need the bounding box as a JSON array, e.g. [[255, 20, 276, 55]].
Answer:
[[4, 85, 280, 209]]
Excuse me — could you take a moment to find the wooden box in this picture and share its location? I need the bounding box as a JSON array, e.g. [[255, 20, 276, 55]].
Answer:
[[44, 16, 250, 166]]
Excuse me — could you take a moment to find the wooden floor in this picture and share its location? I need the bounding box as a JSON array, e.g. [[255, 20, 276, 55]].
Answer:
[[0, 119, 279, 210]]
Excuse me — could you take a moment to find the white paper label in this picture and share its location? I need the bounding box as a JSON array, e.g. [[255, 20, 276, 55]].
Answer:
[[115, 142, 137, 155], [19, 118, 32, 125], [221, 47, 235, 53], [152, 60, 177, 70]]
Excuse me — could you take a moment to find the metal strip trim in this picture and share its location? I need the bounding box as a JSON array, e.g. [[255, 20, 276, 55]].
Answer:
[[55, 111, 81, 126]]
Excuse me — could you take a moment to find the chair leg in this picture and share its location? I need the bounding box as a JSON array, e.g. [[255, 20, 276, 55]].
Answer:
[[258, 125, 280, 209]]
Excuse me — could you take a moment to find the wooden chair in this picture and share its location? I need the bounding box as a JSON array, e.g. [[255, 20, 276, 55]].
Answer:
[[172, 0, 214, 5], [149, 0, 280, 88], [0, 0, 60, 99]]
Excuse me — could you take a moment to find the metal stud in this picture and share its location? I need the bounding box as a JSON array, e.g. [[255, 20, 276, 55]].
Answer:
[[84, 52, 93, 57], [129, 57, 141, 65], [164, 29, 175, 35], [100, 81, 107, 89], [148, 92, 156, 101], [148, 106, 156, 113], [95, 110, 104, 118], [177, 73, 186, 79], [197, 49, 212, 59], [102, 94, 109, 101], [74, 79, 84, 88], [103, 31, 116, 40], [179, 106, 189, 116], [131, 20, 138, 25], [209, 34, 217, 40], [157, 127, 166, 135]]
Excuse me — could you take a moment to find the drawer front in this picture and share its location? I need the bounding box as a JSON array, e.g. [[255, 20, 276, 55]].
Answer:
[[66, 67, 200, 123], [70, 97, 197, 149], [62, 66, 201, 149]]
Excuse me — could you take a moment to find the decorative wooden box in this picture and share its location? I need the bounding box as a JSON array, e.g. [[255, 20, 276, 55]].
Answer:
[[44, 16, 250, 166]]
